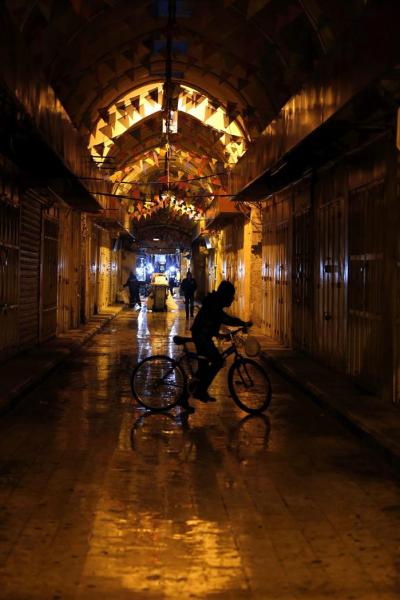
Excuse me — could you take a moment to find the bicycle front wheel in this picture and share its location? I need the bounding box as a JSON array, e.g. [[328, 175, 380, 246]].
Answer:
[[131, 355, 186, 411], [228, 358, 272, 414]]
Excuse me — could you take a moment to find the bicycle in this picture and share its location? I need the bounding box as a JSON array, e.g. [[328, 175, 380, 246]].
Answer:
[[130, 326, 272, 414]]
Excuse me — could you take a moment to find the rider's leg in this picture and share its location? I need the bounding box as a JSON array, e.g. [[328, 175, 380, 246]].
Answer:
[[192, 338, 223, 400]]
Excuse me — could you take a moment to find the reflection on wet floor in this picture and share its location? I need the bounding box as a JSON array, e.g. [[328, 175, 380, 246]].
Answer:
[[0, 304, 399, 599]]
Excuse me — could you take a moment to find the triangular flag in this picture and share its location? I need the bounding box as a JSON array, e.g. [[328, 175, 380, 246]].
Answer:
[[131, 97, 141, 111], [93, 143, 105, 156], [98, 108, 109, 123], [148, 88, 159, 103], [99, 125, 113, 139]]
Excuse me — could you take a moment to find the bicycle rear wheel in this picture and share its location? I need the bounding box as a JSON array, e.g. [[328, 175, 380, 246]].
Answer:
[[228, 358, 272, 414], [131, 355, 186, 411]]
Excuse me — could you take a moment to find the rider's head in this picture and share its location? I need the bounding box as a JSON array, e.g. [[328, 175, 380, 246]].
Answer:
[[217, 280, 235, 307]]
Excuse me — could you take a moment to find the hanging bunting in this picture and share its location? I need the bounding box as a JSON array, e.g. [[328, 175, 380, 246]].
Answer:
[[98, 108, 109, 123], [99, 124, 113, 139], [116, 101, 126, 115], [118, 115, 130, 128], [130, 97, 141, 111], [108, 112, 117, 128], [148, 88, 159, 103], [93, 142, 105, 156]]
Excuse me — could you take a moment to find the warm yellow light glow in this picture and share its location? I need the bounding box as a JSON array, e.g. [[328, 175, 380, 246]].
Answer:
[[89, 83, 248, 165]]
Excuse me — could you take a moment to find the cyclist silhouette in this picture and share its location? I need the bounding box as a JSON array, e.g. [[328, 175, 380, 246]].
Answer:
[[190, 280, 251, 403]]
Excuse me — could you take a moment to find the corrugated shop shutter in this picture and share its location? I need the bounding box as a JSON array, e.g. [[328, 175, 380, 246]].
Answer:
[[347, 180, 385, 392], [41, 217, 59, 341], [395, 238, 400, 403], [262, 192, 292, 345], [0, 200, 20, 360], [97, 230, 111, 312], [19, 194, 41, 348]]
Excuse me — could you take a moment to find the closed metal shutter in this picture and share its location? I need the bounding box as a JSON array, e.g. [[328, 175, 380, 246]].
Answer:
[[41, 217, 59, 341], [395, 238, 400, 403], [90, 224, 99, 315], [19, 195, 41, 349], [0, 201, 20, 360], [347, 180, 384, 392], [292, 209, 313, 352], [97, 230, 111, 312], [57, 208, 81, 333], [315, 197, 346, 368], [262, 193, 292, 345]]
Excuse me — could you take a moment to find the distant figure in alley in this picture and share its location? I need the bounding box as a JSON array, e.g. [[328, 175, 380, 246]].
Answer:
[[124, 272, 141, 309], [180, 271, 197, 319]]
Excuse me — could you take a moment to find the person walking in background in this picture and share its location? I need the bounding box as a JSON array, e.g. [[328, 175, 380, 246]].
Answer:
[[168, 275, 175, 295], [123, 271, 141, 309], [180, 270, 197, 319]]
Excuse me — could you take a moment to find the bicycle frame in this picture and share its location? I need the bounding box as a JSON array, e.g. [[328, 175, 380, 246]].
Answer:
[[175, 327, 246, 377]]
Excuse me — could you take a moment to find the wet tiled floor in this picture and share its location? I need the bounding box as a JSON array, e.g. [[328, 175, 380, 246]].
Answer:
[[0, 305, 399, 599]]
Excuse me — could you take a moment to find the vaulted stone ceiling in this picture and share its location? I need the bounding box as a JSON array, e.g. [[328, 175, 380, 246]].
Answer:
[[6, 0, 368, 246]]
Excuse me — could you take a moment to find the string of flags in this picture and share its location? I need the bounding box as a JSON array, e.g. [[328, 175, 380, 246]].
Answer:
[[89, 83, 248, 166], [127, 188, 204, 222]]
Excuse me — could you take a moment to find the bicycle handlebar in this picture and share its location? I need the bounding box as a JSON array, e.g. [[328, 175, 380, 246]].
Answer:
[[217, 323, 252, 340]]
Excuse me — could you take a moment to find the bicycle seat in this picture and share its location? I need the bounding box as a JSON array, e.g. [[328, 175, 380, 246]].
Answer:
[[173, 335, 192, 345]]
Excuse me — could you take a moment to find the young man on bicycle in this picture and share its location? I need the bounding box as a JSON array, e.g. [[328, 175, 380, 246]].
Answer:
[[190, 280, 252, 403]]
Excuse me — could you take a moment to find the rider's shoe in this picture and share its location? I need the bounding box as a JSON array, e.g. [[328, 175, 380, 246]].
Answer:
[[192, 391, 217, 403]]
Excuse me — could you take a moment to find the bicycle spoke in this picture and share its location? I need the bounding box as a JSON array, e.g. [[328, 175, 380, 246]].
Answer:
[[229, 358, 272, 414], [131, 355, 186, 411]]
